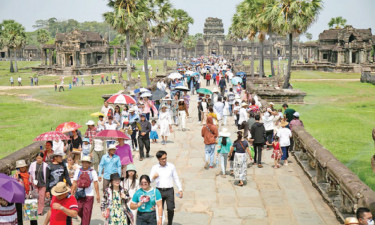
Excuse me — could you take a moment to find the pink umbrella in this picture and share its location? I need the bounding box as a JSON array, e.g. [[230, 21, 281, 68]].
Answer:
[[95, 130, 130, 140], [106, 94, 136, 105], [56, 122, 82, 133], [34, 131, 70, 142]]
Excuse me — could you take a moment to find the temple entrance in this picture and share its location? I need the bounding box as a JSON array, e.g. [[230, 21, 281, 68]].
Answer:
[[211, 50, 216, 55], [69, 56, 73, 66], [352, 52, 356, 63]]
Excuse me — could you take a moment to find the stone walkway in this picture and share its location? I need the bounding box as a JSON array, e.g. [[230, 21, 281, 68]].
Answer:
[[35, 83, 340, 225]]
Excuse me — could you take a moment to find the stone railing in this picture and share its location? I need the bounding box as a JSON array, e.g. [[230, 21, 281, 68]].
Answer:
[[361, 67, 375, 85], [0, 142, 43, 175], [292, 126, 375, 222]]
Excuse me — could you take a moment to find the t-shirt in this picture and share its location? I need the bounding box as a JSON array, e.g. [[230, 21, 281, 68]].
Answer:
[[131, 188, 162, 212], [227, 92, 235, 104], [72, 168, 98, 196], [105, 122, 118, 130], [50, 195, 78, 225], [232, 140, 249, 153], [284, 108, 296, 122], [277, 128, 292, 147]]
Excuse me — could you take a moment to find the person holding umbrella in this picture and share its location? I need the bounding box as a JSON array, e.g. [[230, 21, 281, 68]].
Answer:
[[115, 138, 133, 178], [98, 144, 122, 191]]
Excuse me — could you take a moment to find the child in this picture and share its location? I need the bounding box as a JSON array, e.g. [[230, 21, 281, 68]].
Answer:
[[81, 137, 91, 158], [271, 136, 282, 168], [69, 82, 72, 89], [150, 120, 159, 143], [54, 82, 57, 91]]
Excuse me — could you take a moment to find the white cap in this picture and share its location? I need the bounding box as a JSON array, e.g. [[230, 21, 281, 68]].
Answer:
[[269, 102, 274, 105], [108, 144, 117, 150], [86, 120, 95, 126], [293, 112, 300, 117]]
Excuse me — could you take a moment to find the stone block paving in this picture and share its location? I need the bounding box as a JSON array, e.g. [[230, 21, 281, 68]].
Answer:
[[35, 84, 340, 225]]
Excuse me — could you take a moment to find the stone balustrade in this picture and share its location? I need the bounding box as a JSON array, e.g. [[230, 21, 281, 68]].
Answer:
[[292, 126, 375, 222], [361, 67, 375, 85]]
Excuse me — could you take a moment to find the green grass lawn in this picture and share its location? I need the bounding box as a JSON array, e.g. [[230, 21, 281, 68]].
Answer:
[[0, 60, 176, 86], [289, 80, 375, 189]]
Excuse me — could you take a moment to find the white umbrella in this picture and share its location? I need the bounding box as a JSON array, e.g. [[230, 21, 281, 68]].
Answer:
[[140, 92, 152, 97], [185, 71, 194, 75], [168, 72, 183, 79], [175, 86, 190, 91]]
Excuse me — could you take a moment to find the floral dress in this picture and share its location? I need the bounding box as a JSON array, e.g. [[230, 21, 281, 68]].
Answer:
[[109, 190, 127, 225]]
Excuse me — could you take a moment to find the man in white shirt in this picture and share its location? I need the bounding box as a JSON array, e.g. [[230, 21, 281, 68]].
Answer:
[[238, 102, 249, 128], [150, 150, 183, 225], [71, 156, 100, 225], [101, 101, 114, 120]]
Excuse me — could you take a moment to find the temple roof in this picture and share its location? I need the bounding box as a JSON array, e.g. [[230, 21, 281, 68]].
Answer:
[[56, 30, 104, 43], [319, 26, 373, 42]]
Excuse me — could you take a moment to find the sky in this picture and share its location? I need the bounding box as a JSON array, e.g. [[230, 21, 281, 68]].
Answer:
[[0, 0, 375, 41]]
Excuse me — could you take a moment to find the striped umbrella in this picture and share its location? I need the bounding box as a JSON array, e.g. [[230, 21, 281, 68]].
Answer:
[[106, 94, 136, 105], [56, 122, 82, 133], [34, 131, 70, 142]]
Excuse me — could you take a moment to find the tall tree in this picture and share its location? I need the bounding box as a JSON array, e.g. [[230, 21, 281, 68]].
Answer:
[[183, 35, 197, 58], [36, 29, 50, 66], [138, 0, 172, 86], [104, 0, 143, 82], [168, 9, 194, 64], [0, 20, 26, 72], [265, 0, 323, 88], [328, 16, 347, 29], [305, 32, 313, 41]]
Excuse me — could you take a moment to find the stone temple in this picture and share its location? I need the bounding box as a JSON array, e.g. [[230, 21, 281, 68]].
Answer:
[[32, 30, 128, 75], [143, 17, 299, 60]]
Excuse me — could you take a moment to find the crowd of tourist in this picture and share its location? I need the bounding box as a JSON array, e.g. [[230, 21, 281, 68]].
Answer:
[[1, 55, 373, 225]]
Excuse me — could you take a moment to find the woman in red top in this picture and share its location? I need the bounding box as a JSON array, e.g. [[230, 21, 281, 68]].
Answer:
[[271, 136, 282, 168], [205, 73, 211, 86], [43, 141, 54, 163]]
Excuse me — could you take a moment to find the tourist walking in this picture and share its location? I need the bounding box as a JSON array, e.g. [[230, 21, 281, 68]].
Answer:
[[42, 141, 54, 163], [238, 102, 248, 130], [222, 97, 230, 126], [228, 131, 253, 186], [122, 164, 139, 222], [71, 156, 100, 225], [59, 76, 64, 92], [177, 99, 189, 131], [115, 138, 133, 177], [66, 155, 80, 179], [130, 175, 163, 225], [84, 120, 97, 144], [101, 173, 133, 225], [271, 136, 282, 168], [98, 144, 122, 191], [46, 152, 72, 199], [150, 120, 159, 143], [138, 114, 152, 160], [282, 103, 296, 123], [158, 105, 173, 145], [289, 112, 304, 130], [90, 136, 106, 171], [227, 88, 235, 116], [29, 153, 48, 215], [201, 116, 219, 169], [218, 76, 226, 96], [216, 129, 232, 177], [250, 114, 266, 168], [18, 76, 22, 86], [43, 182, 78, 225], [262, 108, 276, 150], [150, 151, 183, 225], [277, 121, 292, 166], [10, 76, 14, 86]]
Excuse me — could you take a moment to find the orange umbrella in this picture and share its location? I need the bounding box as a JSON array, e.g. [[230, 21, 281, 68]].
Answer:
[[55, 122, 82, 133]]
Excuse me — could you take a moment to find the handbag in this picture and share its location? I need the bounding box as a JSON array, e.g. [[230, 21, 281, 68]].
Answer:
[[75, 188, 86, 199]]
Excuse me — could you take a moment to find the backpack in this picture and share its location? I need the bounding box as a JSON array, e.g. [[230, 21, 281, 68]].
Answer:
[[77, 169, 93, 188]]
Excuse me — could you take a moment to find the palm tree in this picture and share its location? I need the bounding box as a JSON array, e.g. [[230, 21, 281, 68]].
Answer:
[[104, 0, 142, 81], [36, 29, 50, 65], [138, 0, 172, 86], [183, 35, 197, 58], [328, 16, 347, 29], [168, 9, 194, 65], [264, 0, 323, 88], [0, 20, 26, 73]]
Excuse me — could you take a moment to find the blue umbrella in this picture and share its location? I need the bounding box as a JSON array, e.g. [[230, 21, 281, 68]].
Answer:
[[134, 88, 150, 94], [231, 77, 243, 85], [236, 72, 246, 76]]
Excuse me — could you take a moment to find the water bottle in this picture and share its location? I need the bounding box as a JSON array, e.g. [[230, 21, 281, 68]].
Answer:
[[40, 146, 43, 151]]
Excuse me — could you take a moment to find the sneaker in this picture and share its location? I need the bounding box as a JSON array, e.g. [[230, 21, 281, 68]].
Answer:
[[209, 166, 214, 169], [204, 162, 209, 169], [258, 164, 263, 168], [161, 140, 165, 145], [146, 153, 150, 158], [140, 157, 144, 161]]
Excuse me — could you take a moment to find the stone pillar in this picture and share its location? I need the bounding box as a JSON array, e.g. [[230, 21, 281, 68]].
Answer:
[[108, 48, 111, 65], [114, 48, 118, 65], [359, 50, 364, 64], [349, 49, 352, 64], [120, 48, 125, 64], [48, 49, 53, 66], [41, 49, 45, 66], [81, 53, 86, 67]]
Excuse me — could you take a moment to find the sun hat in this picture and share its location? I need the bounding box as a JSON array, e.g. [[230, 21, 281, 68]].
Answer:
[[110, 173, 123, 181], [293, 112, 300, 118], [51, 182, 71, 196], [129, 108, 135, 113], [126, 164, 137, 172], [80, 156, 92, 163], [241, 102, 248, 107], [280, 121, 289, 127], [108, 144, 117, 150], [219, 128, 231, 137], [15, 160, 27, 168], [178, 99, 184, 102], [52, 151, 65, 157], [161, 105, 170, 109], [269, 102, 274, 105], [86, 120, 95, 126], [83, 137, 90, 143]]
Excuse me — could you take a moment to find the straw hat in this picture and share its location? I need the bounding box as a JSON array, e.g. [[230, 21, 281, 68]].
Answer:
[[219, 128, 231, 137], [241, 102, 248, 107], [16, 160, 27, 168], [344, 217, 359, 225], [51, 182, 71, 196], [86, 120, 95, 126], [280, 121, 289, 127], [80, 156, 92, 163], [126, 164, 137, 172], [108, 144, 117, 150]]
